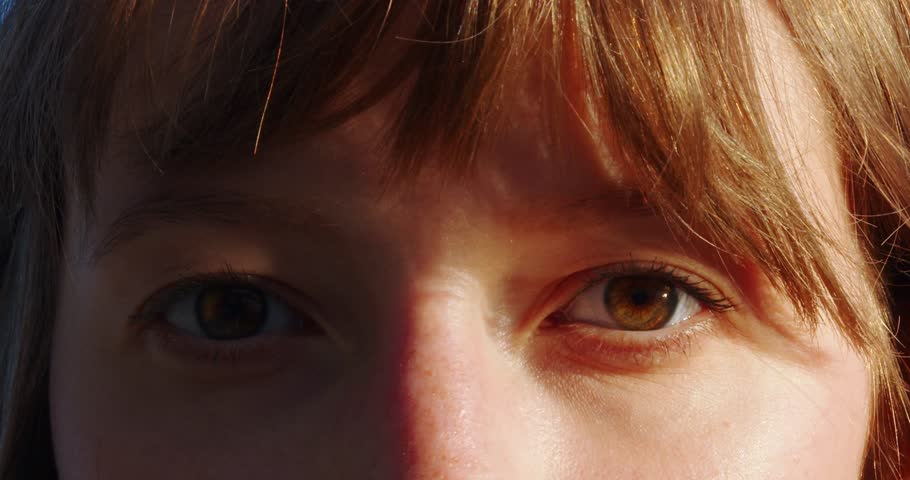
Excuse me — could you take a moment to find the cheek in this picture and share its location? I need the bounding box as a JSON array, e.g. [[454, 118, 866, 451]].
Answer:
[[730, 333, 870, 479], [549, 330, 869, 479], [50, 284, 129, 479]]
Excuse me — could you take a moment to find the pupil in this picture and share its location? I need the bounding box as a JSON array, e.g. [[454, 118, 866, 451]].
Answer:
[[195, 286, 267, 340], [630, 290, 653, 306], [604, 276, 679, 330]]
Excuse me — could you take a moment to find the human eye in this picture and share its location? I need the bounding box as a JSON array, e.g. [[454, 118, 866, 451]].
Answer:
[[540, 261, 735, 370], [129, 268, 339, 372]]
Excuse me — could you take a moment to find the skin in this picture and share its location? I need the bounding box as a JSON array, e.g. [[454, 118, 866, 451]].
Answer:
[[51, 4, 873, 479]]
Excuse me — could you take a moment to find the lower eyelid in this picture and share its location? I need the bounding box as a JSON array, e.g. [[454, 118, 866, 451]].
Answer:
[[149, 321, 273, 358], [538, 312, 719, 371], [138, 321, 314, 379]]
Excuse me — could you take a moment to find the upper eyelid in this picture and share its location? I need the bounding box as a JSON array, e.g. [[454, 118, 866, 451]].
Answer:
[[565, 261, 736, 312], [132, 271, 262, 317]]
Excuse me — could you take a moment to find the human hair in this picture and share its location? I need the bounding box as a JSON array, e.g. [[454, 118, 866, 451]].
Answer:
[[1, 1, 908, 478]]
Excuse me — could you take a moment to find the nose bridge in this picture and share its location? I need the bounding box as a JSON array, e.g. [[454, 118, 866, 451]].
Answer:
[[382, 275, 504, 478]]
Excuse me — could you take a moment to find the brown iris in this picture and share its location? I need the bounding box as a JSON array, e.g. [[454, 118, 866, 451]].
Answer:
[[195, 285, 267, 340], [603, 276, 679, 330]]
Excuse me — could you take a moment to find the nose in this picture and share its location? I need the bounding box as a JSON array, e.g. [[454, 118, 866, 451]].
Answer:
[[371, 280, 529, 480]]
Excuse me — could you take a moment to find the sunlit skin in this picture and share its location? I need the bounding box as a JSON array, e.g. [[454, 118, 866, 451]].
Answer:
[[51, 4, 872, 479]]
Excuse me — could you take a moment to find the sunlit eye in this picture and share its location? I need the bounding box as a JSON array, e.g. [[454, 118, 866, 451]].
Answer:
[[564, 275, 701, 331], [162, 283, 324, 340]]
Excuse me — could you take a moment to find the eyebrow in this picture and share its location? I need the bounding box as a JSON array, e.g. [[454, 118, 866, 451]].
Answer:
[[553, 190, 656, 224], [89, 184, 658, 265], [88, 191, 338, 265]]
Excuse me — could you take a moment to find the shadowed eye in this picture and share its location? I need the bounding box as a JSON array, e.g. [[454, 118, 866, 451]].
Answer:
[[195, 285, 269, 339], [130, 271, 349, 369], [137, 277, 327, 341], [564, 274, 701, 331]]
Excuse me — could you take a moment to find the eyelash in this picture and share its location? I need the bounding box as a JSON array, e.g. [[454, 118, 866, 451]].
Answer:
[[541, 261, 735, 370], [132, 269, 249, 318], [567, 261, 735, 313]]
